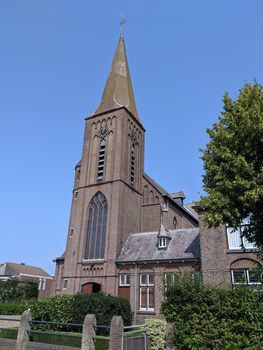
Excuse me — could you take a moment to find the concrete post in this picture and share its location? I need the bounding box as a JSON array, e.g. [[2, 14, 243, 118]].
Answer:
[[81, 314, 97, 350], [15, 309, 32, 350], [166, 322, 174, 350], [109, 316, 123, 350]]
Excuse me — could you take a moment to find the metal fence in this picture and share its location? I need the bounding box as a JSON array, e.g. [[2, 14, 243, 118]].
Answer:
[[122, 325, 147, 350]]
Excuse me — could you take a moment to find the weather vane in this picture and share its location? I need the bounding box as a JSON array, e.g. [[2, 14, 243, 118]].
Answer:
[[118, 13, 127, 36]]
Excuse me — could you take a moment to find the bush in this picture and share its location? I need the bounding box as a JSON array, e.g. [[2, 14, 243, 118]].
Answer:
[[31, 293, 132, 332], [145, 319, 167, 350], [0, 279, 38, 303], [161, 275, 263, 349], [0, 302, 35, 315]]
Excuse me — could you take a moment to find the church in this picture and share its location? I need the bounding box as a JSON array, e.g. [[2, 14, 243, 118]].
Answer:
[[54, 35, 261, 321]]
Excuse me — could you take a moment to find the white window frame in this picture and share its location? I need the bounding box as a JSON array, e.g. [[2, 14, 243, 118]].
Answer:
[[227, 224, 257, 250], [139, 273, 154, 312], [158, 237, 167, 249], [119, 274, 130, 287], [42, 278, 46, 290], [231, 269, 262, 285]]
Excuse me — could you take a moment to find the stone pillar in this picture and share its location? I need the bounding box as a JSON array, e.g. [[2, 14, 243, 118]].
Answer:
[[81, 314, 97, 350], [16, 310, 32, 350], [109, 316, 123, 350], [166, 322, 174, 350]]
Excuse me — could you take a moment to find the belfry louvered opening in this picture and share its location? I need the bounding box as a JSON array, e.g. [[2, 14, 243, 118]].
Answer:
[[97, 139, 106, 181], [131, 145, 135, 185]]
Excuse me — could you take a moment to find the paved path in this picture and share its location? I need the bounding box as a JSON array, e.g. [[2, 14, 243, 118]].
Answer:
[[0, 315, 20, 328]]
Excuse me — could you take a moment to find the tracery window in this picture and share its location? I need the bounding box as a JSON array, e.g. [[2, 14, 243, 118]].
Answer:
[[84, 192, 107, 260]]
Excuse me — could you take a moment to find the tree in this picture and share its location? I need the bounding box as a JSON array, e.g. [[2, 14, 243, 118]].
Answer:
[[200, 81, 263, 248]]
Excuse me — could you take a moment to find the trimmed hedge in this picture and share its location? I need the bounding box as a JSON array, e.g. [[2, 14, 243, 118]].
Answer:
[[161, 276, 263, 349], [31, 293, 132, 331], [0, 302, 35, 315]]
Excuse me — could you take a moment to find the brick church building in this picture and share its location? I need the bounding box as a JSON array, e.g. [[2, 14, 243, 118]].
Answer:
[[54, 36, 262, 320]]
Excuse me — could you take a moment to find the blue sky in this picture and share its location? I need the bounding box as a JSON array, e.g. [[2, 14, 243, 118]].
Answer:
[[1, 1, 262, 275]]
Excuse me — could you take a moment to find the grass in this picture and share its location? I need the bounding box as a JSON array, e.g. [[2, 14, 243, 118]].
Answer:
[[0, 327, 109, 349]]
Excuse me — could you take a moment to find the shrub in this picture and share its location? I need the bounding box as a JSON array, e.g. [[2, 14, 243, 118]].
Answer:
[[31, 293, 132, 332], [0, 279, 38, 303], [0, 302, 35, 315], [145, 319, 167, 350], [161, 275, 263, 349]]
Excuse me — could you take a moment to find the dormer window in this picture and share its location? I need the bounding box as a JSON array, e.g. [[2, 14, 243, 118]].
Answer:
[[158, 237, 167, 249]]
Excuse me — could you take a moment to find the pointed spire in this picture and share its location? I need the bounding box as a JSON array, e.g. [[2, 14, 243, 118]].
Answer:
[[94, 36, 140, 121]]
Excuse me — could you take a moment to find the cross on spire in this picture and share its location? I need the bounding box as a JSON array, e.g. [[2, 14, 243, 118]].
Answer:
[[118, 14, 127, 36]]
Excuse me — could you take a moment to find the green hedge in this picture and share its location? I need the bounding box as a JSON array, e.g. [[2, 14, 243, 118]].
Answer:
[[31, 293, 132, 332], [0, 279, 38, 303], [161, 276, 263, 349], [0, 302, 35, 315]]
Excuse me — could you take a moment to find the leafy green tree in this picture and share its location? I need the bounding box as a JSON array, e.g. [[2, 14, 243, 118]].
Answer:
[[200, 81, 263, 248]]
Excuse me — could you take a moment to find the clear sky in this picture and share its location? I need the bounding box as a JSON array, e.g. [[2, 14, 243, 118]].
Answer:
[[1, 1, 262, 275]]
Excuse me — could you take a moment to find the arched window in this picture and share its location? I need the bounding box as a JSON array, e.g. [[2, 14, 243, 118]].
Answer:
[[97, 139, 106, 181], [84, 192, 107, 260]]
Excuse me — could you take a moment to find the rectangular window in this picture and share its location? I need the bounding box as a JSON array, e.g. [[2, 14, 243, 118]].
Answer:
[[63, 279, 68, 290], [231, 269, 262, 285], [42, 278, 46, 290], [139, 273, 154, 311], [227, 225, 257, 250], [158, 237, 167, 248], [119, 274, 130, 286]]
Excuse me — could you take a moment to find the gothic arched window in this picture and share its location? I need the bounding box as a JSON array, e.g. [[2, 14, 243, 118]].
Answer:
[[84, 192, 107, 260]]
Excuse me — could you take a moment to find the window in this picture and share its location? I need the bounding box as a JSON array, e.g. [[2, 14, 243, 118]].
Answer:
[[69, 228, 74, 237], [97, 139, 106, 181], [139, 273, 154, 311], [158, 237, 167, 249], [227, 224, 257, 250], [130, 145, 135, 185], [165, 272, 180, 286], [231, 269, 262, 285], [74, 191, 78, 199], [119, 274, 130, 286], [84, 192, 107, 260], [63, 279, 68, 290]]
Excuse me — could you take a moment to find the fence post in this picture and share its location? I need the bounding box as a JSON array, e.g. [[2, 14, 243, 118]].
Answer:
[[166, 322, 174, 350], [109, 315, 124, 350], [15, 309, 32, 350], [81, 314, 97, 350]]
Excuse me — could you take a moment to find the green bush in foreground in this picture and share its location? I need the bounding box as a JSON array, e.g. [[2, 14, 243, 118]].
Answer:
[[161, 276, 263, 350], [145, 318, 167, 350], [0, 302, 35, 315], [31, 293, 132, 331]]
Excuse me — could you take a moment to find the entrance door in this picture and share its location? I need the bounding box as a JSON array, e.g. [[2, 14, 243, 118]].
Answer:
[[81, 282, 101, 294]]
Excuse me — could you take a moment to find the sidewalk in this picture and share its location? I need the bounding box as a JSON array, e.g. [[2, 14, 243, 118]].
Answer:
[[0, 315, 20, 328]]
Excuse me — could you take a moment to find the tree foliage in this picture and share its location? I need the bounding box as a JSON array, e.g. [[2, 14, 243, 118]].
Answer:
[[200, 81, 263, 247], [161, 275, 263, 349], [0, 278, 38, 303]]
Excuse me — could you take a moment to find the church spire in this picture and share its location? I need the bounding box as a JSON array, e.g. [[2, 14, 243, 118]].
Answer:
[[94, 36, 140, 121]]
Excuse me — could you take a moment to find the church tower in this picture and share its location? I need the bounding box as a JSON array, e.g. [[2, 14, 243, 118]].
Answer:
[[54, 36, 145, 295]]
